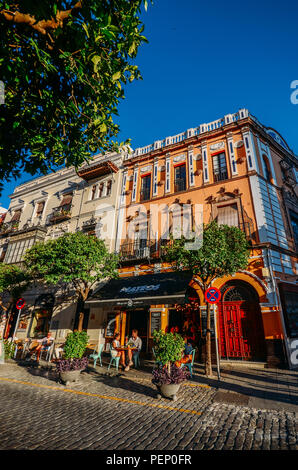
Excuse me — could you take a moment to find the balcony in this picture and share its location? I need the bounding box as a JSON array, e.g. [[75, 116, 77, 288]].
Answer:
[[119, 240, 159, 262], [81, 216, 97, 233], [49, 206, 72, 224], [174, 178, 186, 192], [213, 170, 228, 182], [0, 222, 19, 237], [140, 188, 151, 202]]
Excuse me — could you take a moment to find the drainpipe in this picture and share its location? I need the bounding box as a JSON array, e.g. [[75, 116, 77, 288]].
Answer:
[[265, 247, 290, 368]]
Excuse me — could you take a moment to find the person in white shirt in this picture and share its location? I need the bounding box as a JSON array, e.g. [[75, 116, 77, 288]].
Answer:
[[110, 332, 126, 368], [125, 329, 142, 371]]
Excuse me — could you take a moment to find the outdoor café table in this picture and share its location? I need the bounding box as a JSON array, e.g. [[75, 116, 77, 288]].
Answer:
[[115, 346, 138, 353]]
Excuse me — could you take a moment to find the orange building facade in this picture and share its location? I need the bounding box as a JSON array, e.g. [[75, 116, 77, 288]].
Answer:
[[87, 109, 298, 369]]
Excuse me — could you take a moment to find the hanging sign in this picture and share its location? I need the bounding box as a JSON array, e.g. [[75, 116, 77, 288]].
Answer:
[[205, 287, 221, 304]]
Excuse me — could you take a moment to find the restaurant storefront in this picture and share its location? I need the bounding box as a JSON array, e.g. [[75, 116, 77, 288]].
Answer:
[[86, 271, 193, 354]]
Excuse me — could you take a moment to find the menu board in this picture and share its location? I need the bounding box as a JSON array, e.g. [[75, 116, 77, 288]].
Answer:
[[150, 311, 161, 336], [106, 313, 116, 337]]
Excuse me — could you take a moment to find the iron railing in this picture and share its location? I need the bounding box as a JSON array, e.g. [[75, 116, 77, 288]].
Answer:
[[174, 178, 186, 192]]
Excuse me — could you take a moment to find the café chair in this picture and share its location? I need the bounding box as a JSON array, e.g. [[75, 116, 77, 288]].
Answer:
[[89, 343, 104, 368], [108, 354, 120, 371], [182, 348, 196, 378]]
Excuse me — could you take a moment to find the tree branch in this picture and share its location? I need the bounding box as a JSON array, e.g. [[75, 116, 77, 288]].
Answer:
[[0, 2, 82, 36]]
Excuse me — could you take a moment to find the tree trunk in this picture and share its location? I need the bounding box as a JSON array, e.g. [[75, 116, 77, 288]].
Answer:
[[205, 301, 213, 377], [77, 312, 84, 332]]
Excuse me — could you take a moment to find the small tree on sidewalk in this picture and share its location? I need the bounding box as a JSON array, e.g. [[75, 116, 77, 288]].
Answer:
[[24, 232, 119, 330], [163, 221, 250, 377], [0, 264, 30, 338]]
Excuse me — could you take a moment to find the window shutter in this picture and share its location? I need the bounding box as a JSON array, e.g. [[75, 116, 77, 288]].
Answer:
[[11, 210, 21, 222], [217, 204, 239, 227], [60, 194, 73, 206]]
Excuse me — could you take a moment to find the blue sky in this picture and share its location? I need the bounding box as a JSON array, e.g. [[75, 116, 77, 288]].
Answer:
[[1, 0, 298, 209]]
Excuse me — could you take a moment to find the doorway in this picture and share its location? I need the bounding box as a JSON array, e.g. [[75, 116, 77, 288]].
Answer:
[[218, 281, 266, 361], [126, 308, 149, 353]]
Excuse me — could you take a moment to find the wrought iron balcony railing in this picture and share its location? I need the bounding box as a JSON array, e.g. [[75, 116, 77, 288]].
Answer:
[[174, 178, 187, 192], [0, 222, 20, 236], [49, 206, 72, 223], [213, 170, 228, 182], [140, 188, 151, 202]]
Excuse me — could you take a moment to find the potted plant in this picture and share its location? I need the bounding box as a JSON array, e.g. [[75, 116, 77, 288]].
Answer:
[[56, 330, 89, 385], [152, 330, 190, 401]]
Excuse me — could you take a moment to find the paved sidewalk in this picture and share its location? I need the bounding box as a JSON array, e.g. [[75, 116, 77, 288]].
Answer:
[[0, 359, 297, 450]]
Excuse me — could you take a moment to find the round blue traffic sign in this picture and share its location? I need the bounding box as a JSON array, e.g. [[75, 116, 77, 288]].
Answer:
[[16, 298, 26, 310], [205, 287, 221, 304]]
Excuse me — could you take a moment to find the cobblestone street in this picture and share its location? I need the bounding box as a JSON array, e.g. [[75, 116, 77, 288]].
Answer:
[[0, 361, 297, 450]]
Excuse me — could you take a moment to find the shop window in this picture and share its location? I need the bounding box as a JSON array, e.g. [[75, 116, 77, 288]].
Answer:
[[174, 164, 187, 192], [217, 204, 239, 227], [212, 152, 228, 182], [140, 174, 151, 201], [105, 313, 117, 337]]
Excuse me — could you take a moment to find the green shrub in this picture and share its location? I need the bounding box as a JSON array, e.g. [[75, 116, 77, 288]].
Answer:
[[153, 330, 185, 368], [4, 340, 16, 359], [64, 331, 89, 359]]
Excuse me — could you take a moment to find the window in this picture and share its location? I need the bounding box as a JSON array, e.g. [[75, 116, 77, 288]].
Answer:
[[212, 152, 228, 182], [289, 210, 298, 249], [4, 238, 34, 264], [263, 155, 272, 182], [217, 204, 239, 227], [11, 209, 22, 223], [36, 201, 45, 217], [174, 164, 186, 192], [98, 182, 104, 198], [140, 174, 151, 201], [106, 180, 112, 196], [91, 185, 97, 200], [60, 193, 73, 212]]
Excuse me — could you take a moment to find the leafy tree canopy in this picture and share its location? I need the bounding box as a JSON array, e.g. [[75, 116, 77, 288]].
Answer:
[[24, 231, 119, 300], [0, 0, 150, 189], [0, 263, 30, 302], [163, 221, 250, 290]]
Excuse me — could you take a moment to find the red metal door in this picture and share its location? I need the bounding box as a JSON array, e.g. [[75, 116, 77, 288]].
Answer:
[[218, 301, 266, 360], [218, 302, 250, 359]]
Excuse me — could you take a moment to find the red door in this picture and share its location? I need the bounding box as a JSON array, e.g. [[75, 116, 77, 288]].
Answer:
[[218, 301, 266, 360]]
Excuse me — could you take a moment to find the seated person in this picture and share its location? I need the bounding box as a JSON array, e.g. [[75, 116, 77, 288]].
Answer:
[[175, 336, 193, 368], [125, 329, 142, 371], [110, 332, 126, 368], [54, 343, 65, 360], [36, 332, 54, 361]]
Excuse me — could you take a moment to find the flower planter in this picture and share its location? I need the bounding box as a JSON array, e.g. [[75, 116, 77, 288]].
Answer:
[[59, 369, 82, 385], [156, 383, 181, 401]]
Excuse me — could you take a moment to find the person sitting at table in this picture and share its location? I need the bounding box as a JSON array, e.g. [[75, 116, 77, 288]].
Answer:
[[54, 342, 65, 360], [35, 332, 54, 361], [110, 332, 126, 369], [174, 336, 193, 368], [125, 329, 142, 371]]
